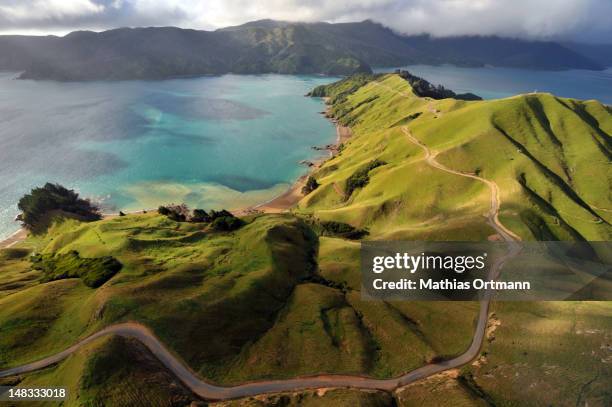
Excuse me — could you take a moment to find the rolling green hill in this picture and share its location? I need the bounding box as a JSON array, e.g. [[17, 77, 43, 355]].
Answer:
[[300, 74, 611, 244], [0, 212, 477, 386], [298, 73, 612, 405]]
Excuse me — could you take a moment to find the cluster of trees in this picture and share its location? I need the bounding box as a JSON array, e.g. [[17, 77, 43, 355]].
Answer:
[[396, 70, 482, 101], [158, 205, 245, 231], [345, 159, 386, 197], [17, 183, 101, 232], [319, 220, 368, 240]]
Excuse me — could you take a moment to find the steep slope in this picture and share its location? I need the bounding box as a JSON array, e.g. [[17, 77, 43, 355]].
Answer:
[[299, 74, 611, 242], [401, 34, 602, 70], [0, 25, 372, 80], [10, 28, 241, 80], [298, 73, 612, 406]]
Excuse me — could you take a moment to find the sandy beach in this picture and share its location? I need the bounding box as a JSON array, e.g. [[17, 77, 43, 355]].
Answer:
[[0, 108, 351, 249]]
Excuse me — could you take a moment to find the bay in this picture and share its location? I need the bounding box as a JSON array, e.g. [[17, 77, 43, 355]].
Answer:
[[0, 73, 337, 239]]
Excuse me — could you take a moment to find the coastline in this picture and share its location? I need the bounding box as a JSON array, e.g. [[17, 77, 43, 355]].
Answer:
[[0, 101, 350, 249]]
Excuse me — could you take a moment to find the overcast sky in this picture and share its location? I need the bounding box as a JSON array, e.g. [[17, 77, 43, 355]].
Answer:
[[0, 0, 610, 43]]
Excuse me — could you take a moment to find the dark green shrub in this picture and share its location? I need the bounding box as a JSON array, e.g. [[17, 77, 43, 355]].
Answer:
[[209, 209, 234, 220], [0, 248, 30, 260], [345, 159, 386, 197], [158, 206, 171, 215], [211, 216, 245, 231], [167, 211, 186, 222], [32, 250, 122, 288], [397, 70, 482, 100], [158, 204, 189, 222], [319, 221, 368, 240]]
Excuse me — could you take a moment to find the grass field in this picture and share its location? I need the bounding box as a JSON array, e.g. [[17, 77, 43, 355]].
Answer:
[[0, 248, 38, 298], [466, 301, 612, 406], [395, 372, 487, 407], [1, 213, 322, 383]]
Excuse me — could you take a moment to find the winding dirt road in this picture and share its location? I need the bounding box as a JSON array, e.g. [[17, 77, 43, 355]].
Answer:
[[402, 127, 521, 242], [0, 125, 521, 401], [0, 309, 498, 400]]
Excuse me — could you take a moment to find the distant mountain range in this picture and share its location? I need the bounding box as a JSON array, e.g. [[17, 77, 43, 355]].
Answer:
[[563, 42, 612, 68], [0, 20, 609, 81]]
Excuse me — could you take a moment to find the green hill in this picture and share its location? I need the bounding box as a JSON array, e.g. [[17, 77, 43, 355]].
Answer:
[[0, 212, 477, 386], [297, 73, 611, 405], [300, 74, 611, 243]]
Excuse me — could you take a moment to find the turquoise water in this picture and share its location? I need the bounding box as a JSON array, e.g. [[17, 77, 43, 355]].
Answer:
[[0, 74, 337, 240], [376, 65, 612, 104]]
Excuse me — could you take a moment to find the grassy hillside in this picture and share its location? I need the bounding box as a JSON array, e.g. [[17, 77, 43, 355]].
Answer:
[[0, 213, 319, 381], [299, 74, 611, 243], [298, 73, 612, 405], [0, 248, 37, 298], [2, 336, 198, 406], [0, 211, 477, 388], [469, 301, 611, 406], [211, 389, 394, 407]]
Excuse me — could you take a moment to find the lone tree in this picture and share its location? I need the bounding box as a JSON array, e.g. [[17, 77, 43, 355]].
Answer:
[[17, 183, 101, 232]]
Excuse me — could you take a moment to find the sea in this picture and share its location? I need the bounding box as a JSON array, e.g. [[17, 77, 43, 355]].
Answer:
[[1, 65, 611, 240]]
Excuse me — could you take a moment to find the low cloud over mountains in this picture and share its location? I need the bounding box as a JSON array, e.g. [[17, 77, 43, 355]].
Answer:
[[1, 0, 611, 44]]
